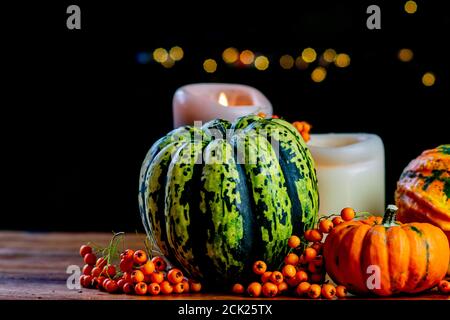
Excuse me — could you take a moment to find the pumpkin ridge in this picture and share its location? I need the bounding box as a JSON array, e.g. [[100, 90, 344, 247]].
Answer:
[[249, 119, 318, 238], [386, 226, 410, 294], [342, 223, 371, 294], [139, 136, 170, 238], [139, 125, 210, 239], [397, 188, 450, 226], [402, 224, 427, 291], [270, 118, 319, 198], [413, 232, 431, 293], [331, 223, 358, 289], [187, 152, 210, 279], [323, 222, 349, 285], [364, 225, 392, 295], [165, 141, 205, 277], [145, 141, 186, 259], [199, 139, 254, 283], [241, 131, 293, 265], [359, 224, 375, 294], [422, 229, 431, 283]]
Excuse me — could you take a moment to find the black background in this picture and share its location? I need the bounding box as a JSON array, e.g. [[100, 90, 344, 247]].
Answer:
[[3, 1, 449, 231]]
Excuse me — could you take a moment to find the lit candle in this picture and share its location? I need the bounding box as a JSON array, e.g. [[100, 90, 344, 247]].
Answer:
[[172, 83, 273, 128], [307, 133, 385, 216]]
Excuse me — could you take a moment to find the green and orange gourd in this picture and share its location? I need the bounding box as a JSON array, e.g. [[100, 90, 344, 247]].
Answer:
[[395, 145, 450, 273]]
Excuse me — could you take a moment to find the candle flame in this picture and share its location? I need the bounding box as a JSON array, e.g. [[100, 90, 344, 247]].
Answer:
[[218, 92, 229, 106]]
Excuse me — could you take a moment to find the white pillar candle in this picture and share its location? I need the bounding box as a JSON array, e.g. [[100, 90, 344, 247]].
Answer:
[[307, 133, 385, 216], [172, 83, 273, 128]]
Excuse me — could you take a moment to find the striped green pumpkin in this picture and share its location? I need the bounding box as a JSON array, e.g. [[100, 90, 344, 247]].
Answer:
[[138, 116, 319, 284]]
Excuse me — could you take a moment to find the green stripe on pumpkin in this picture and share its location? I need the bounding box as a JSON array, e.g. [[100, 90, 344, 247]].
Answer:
[[248, 119, 318, 236], [270, 118, 319, 215], [165, 141, 206, 277], [198, 139, 254, 281], [232, 130, 293, 266], [139, 126, 209, 244], [144, 141, 185, 258]]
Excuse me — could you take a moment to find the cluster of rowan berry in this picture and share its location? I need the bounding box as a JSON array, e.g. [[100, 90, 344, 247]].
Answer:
[[79, 245, 201, 295]]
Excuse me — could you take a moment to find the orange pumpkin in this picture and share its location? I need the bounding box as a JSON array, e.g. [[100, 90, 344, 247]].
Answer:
[[323, 205, 449, 296], [395, 145, 450, 273]]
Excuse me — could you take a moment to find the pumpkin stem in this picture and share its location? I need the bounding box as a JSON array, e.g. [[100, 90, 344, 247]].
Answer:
[[382, 204, 399, 226]]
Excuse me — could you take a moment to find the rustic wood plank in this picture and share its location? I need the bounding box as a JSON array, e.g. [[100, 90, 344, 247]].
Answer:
[[0, 231, 448, 300]]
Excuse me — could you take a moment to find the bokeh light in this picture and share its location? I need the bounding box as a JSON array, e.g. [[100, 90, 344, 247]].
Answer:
[[311, 66, 327, 82], [398, 48, 414, 62], [254, 55, 269, 70], [153, 48, 168, 63], [302, 48, 317, 63], [404, 1, 418, 14], [169, 46, 184, 61], [335, 53, 351, 68], [136, 52, 151, 64], [161, 58, 175, 68], [279, 55, 294, 69], [295, 56, 309, 70], [323, 49, 337, 63], [422, 72, 436, 86], [240, 50, 255, 65], [222, 47, 239, 64], [203, 59, 217, 73]]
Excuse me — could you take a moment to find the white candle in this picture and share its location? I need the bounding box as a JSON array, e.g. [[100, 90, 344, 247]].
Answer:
[[307, 133, 385, 216], [172, 83, 273, 128]]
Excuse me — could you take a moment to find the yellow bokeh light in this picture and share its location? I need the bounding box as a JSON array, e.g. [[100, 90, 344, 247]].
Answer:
[[153, 48, 168, 63], [279, 55, 294, 69], [240, 50, 255, 65], [422, 72, 436, 86], [398, 48, 414, 62], [254, 55, 269, 70], [323, 49, 337, 63], [311, 67, 327, 82], [335, 53, 351, 68], [203, 59, 217, 73], [222, 47, 239, 64], [161, 58, 175, 68], [302, 48, 317, 63], [404, 1, 417, 14], [295, 56, 309, 70], [169, 46, 184, 61]]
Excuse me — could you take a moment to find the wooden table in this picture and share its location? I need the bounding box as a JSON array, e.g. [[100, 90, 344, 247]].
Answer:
[[0, 231, 448, 300]]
